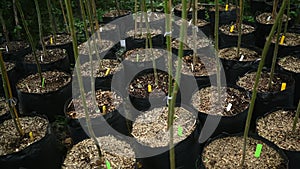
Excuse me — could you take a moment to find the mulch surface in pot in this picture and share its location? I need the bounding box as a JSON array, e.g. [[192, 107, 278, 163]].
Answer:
[[219, 47, 260, 61], [62, 135, 136, 169], [80, 59, 122, 77], [24, 48, 67, 64], [271, 33, 300, 47], [237, 72, 285, 92], [103, 10, 130, 17], [256, 12, 288, 24], [171, 39, 191, 50], [219, 24, 255, 36], [44, 34, 72, 46], [278, 55, 300, 73], [123, 48, 166, 62], [209, 5, 236, 12], [202, 136, 287, 168], [131, 106, 196, 147], [175, 19, 209, 28], [0, 116, 47, 156], [78, 39, 114, 55], [179, 55, 217, 76], [134, 12, 165, 22], [175, 3, 205, 12], [126, 28, 162, 39], [172, 37, 211, 50], [191, 86, 249, 116], [0, 97, 8, 117], [128, 71, 170, 98], [257, 109, 300, 151], [17, 71, 71, 94], [68, 89, 123, 119], [0, 41, 29, 53], [1, 62, 15, 73]]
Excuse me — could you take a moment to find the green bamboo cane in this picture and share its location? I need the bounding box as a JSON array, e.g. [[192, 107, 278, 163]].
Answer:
[[0, 10, 10, 49], [215, 0, 221, 104], [241, 0, 287, 166], [16, 0, 43, 85], [150, 0, 154, 12], [236, 0, 244, 58], [65, 0, 102, 159], [272, 0, 279, 18], [134, 0, 138, 36], [0, 52, 24, 137], [268, 16, 284, 90], [59, 0, 69, 33], [192, 0, 198, 68], [292, 100, 300, 133], [46, 0, 57, 42], [282, 0, 290, 39], [34, 0, 48, 60], [167, 0, 188, 168], [115, 0, 121, 16]]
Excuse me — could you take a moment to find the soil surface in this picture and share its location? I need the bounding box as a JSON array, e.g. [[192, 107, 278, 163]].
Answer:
[[62, 135, 136, 169], [67, 89, 123, 119], [0, 41, 29, 53], [237, 71, 287, 92], [128, 71, 170, 98], [80, 59, 122, 77], [132, 106, 196, 147], [123, 48, 165, 62], [0, 116, 48, 156], [257, 109, 300, 151], [219, 47, 260, 61], [0, 62, 15, 74], [126, 28, 162, 39], [278, 55, 300, 73], [209, 5, 236, 12], [219, 24, 255, 36], [175, 19, 209, 28], [0, 97, 8, 117], [171, 38, 191, 50], [24, 48, 67, 64], [175, 3, 205, 11], [44, 34, 72, 46], [17, 71, 71, 94], [271, 32, 300, 46], [134, 12, 165, 22], [102, 10, 130, 17], [78, 39, 114, 55], [256, 12, 288, 25], [179, 55, 217, 76], [191, 86, 249, 116], [202, 136, 287, 169], [172, 37, 211, 50]]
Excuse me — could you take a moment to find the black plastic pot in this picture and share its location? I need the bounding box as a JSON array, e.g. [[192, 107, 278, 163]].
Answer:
[[191, 85, 250, 138], [0, 115, 63, 169], [197, 132, 289, 169], [134, 105, 201, 169], [208, 7, 237, 26], [250, 0, 272, 16], [0, 63, 18, 98], [173, 4, 206, 20], [256, 107, 299, 169], [220, 45, 262, 85], [277, 52, 300, 107], [17, 76, 72, 122], [22, 52, 70, 76], [125, 34, 165, 51], [44, 33, 74, 68], [102, 10, 131, 24], [237, 70, 295, 127], [0, 112, 10, 124]]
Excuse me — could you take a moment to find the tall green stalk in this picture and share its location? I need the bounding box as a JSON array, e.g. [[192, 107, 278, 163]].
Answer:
[[192, 0, 198, 68], [272, 0, 279, 18], [292, 100, 300, 133], [134, 0, 138, 36], [283, 0, 290, 37], [167, 0, 188, 168], [214, 0, 221, 104], [236, 0, 244, 58], [46, 0, 57, 42], [16, 0, 43, 84], [241, 0, 287, 166], [0, 10, 10, 46], [0, 52, 24, 137], [34, 0, 47, 60], [267, 16, 284, 90], [65, 0, 102, 160], [59, 0, 69, 33], [115, 0, 121, 16]]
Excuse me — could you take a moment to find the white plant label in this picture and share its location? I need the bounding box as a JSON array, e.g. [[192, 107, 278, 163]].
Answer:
[[40, 55, 43, 62], [239, 55, 245, 61], [5, 45, 8, 52], [120, 40, 126, 47], [226, 103, 233, 112], [100, 27, 103, 32], [267, 16, 271, 21]]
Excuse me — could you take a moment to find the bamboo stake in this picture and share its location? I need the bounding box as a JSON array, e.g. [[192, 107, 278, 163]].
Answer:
[[46, 0, 57, 42], [292, 100, 300, 133], [59, 0, 69, 33]]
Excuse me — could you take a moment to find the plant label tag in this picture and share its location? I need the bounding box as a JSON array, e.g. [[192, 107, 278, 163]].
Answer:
[[42, 77, 45, 88], [230, 25, 235, 33], [267, 16, 271, 21], [148, 84, 152, 93], [254, 144, 263, 158], [5, 45, 8, 52], [50, 37, 53, 44], [105, 68, 111, 76], [239, 55, 244, 61], [225, 4, 229, 11], [105, 160, 111, 169], [191, 63, 194, 72], [280, 35, 285, 45], [226, 103, 232, 111], [281, 83, 286, 91], [120, 40, 126, 47], [100, 27, 103, 32], [40, 55, 43, 62], [29, 132, 34, 141], [178, 126, 183, 136], [102, 106, 106, 114], [164, 31, 172, 37], [189, 20, 192, 26]]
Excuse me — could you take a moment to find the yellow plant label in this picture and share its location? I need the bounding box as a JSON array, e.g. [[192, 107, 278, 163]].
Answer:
[[102, 106, 106, 114], [281, 83, 286, 91], [29, 132, 33, 141], [148, 84, 152, 93], [105, 68, 111, 76], [280, 35, 285, 45], [225, 4, 229, 11], [230, 25, 235, 33], [50, 37, 53, 44]]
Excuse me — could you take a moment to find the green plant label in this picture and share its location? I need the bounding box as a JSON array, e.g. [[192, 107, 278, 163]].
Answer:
[[254, 144, 263, 158], [42, 77, 45, 88], [178, 126, 183, 136], [105, 160, 111, 169]]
